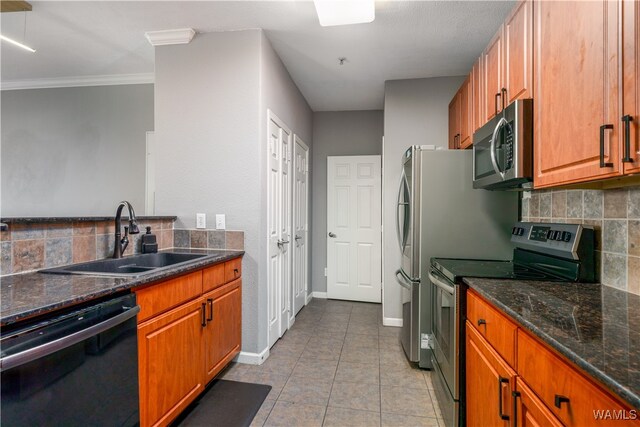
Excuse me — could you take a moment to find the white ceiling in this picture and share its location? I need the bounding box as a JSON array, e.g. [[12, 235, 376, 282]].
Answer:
[[0, 1, 515, 111]]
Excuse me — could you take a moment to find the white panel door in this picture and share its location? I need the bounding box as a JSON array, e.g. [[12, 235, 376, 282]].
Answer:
[[327, 155, 382, 303], [267, 111, 293, 348], [292, 136, 309, 316]]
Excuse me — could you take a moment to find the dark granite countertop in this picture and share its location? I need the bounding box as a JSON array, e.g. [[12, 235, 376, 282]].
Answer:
[[464, 278, 640, 410], [1, 216, 177, 224], [0, 248, 244, 326]]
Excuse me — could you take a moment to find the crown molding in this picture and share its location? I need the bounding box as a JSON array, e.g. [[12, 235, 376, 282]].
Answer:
[[145, 28, 196, 46], [0, 73, 154, 91]]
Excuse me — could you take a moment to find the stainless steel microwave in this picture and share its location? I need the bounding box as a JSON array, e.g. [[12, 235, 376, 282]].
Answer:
[[473, 98, 533, 190]]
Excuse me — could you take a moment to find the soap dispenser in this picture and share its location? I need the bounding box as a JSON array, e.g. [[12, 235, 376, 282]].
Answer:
[[141, 226, 158, 254]]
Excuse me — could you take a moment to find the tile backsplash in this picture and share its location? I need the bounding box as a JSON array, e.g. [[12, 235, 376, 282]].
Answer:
[[1, 219, 175, 275], [521, 186, 640, 295], [173, 229, 244, 251]]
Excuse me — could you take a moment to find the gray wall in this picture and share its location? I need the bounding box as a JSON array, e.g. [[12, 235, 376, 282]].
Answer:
[[259, 32, 314, 318], [382, 77, 464, 322], [311, 110, 383, 293], [1, 84, 153, 216], [154, 30, 312, 355]]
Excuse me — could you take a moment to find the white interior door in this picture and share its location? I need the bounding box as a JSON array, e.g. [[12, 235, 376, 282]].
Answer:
[[267, 111, 293, 348], [327, 155, 382, 303], [292, 136, 309, 317]]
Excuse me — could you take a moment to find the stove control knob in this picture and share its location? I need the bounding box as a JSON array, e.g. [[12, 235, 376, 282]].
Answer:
[[517, 227, 525, 236], [555, 231, 563, 241], [512, 227, 519, 235], [547, 229, 554, 239], [562, 231, 572, 242]]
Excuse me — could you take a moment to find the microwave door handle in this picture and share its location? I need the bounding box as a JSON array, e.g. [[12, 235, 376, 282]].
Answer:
[[490, 117, 508, 178]]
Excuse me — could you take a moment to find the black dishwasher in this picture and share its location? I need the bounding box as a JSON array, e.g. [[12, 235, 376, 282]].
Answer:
[[1, 293, 140, 426]]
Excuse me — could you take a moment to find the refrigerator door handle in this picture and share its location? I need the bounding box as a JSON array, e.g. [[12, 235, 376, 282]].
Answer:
[[395, 269, 415, 290], [396, 171, 407, 252]]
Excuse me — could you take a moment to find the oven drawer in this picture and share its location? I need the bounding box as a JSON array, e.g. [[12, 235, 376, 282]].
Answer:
[[517, 330, 635, 427], [467, 291, 517, 367]]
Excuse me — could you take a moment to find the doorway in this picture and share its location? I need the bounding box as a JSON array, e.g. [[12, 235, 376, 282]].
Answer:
[[292, 135, 309, 318], [326, 155, 382, 303]]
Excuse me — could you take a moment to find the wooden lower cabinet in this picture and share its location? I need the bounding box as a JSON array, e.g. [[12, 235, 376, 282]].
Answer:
[[136, 257, 243, 427], [466, 321, 516, 427], [513, 378, 563, 427], [204, 279, 242, 383], [138, 299, 205, 427]]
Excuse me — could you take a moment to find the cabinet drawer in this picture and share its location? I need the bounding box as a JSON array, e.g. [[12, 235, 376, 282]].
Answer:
[[135, 271, 202, 323], [467, 291, 517, 366], [224, 257, 242, 282], [517, 330, 636, 426], [203, 263, 225, 293]]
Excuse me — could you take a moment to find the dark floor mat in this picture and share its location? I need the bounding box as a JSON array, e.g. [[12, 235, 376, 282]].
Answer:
[[172, 379, 272, 427]]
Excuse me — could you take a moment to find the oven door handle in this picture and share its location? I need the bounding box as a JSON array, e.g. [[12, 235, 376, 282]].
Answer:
[[395, 269, 415, 290], [428, 271, 455, 295], [0, 305, 140, 372]]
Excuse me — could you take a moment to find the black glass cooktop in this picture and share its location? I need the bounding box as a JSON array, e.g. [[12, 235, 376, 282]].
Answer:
[[431, 258, 564, 283]]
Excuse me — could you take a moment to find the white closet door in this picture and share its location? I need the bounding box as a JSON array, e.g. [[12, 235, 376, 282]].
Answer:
[[292, 136, 309, 316]]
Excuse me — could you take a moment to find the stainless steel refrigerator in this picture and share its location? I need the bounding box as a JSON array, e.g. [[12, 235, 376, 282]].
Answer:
[[394, 147, 518, 368]]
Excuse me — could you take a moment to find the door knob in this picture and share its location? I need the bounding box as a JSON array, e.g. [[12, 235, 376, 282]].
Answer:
[[328, 232, 336, 238], [277, 239, 290, 246], [295, 235, 302, 241]]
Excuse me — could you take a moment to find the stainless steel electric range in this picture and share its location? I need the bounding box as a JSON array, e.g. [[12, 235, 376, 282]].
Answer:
[[428, 221, 596, 427]]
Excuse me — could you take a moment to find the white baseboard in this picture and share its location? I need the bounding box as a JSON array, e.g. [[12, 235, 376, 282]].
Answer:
[[312, 291, 327, 299], [234, 347, 269, 365], [383, 317, 403, 327], [305, 293, 313, 305]]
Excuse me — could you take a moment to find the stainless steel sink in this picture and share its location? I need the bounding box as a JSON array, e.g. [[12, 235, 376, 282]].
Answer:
[[41, 252, 210, 277]]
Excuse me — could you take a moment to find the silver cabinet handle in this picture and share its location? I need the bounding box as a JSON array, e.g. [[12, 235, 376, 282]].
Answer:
[[328, 232, 336, 238]]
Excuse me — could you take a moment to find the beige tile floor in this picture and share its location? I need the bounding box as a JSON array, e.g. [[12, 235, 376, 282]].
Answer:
[[220, 298, 444, 427]]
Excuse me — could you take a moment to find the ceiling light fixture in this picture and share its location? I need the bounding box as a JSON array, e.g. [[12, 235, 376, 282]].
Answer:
[[0, 34, 35, 52], [145, 28, 196, 47], [314, 0, 375, 27]]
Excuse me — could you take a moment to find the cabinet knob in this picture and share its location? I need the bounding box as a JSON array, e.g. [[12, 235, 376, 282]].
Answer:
[[554, 394, 570, 409], [477, 318, 487, 326], [234, 268, 239, 275], [599, 124, 614, 168], [498, 377, 510, 421], [622, 115, 634, 163]]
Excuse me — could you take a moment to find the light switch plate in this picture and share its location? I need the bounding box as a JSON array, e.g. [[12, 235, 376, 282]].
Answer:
[[216, 214, 226, 230], [196, 213, 206, 229]]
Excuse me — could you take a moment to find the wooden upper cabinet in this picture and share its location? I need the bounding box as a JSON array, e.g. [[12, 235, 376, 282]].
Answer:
[[466, 322, 516, 427], [449, 93, 460, 149], [534, 0, 621, 187], [459, 74, 473, 149], [483, 25, 504, 123], [622, 0, 640, 174], [203, 279, 242, 383], [504, 0, 533, 105], [472, 56, 484, 135]]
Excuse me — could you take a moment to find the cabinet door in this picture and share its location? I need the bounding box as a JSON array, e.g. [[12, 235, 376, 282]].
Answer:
[[534, 1, 620, 187], [204, 279, 242, 383], [623, 0, 640, 174], [449, 93, 460, 149], [472, 56, 484, 133], [504, 0, 533, 105], [514, 378, 563, 427], [138, 299, 205, 427], [460, 74, 473, 149], [483, 26, 504, 123], [466, 322, 516, 427]]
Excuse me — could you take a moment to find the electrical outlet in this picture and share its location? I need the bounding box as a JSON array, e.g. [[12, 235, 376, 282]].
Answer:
[[324, 267, 327, 277], [216, 214, 226, 230], [196, 213, 206, 229]]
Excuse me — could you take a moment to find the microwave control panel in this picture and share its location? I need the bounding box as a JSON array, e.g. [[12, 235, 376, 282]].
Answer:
[[504, 123, 514, 170]]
